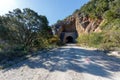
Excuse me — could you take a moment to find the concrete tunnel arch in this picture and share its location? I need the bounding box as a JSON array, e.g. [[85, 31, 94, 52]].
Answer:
[[60, 32, 78, 43]]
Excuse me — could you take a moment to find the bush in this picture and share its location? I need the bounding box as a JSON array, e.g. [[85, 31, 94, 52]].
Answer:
[[89, 33, 103, 47], [99, 30, 120, 50], [0, 44, 28, 60], [77, 31, 120, 50], [100, 19, 120, 30], [77, 32, 103, 47], [77, 34, 90, 46], [0, 8, 55, 63], [49, 35, 63, 45], [34, 37, 50, 49]]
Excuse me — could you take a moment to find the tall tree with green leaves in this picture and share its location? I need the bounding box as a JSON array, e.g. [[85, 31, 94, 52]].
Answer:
[[0, 8, 51, 48]]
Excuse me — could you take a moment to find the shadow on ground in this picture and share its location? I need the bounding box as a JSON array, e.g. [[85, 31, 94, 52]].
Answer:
[[2, 46, 120, 78]]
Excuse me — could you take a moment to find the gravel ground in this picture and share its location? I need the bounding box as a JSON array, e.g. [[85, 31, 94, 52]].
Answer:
[[0, 45, 120, 80]]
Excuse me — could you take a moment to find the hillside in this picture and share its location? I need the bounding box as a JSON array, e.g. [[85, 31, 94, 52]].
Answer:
[[75, 0, 120, 31], [53, 0, 120, 50]]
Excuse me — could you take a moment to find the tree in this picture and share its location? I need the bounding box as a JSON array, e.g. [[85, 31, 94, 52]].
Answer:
[[0, 8, 50, 48]]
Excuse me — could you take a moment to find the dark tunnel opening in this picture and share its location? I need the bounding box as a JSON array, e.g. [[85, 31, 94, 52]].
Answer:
[[66, 36, 74, 43]]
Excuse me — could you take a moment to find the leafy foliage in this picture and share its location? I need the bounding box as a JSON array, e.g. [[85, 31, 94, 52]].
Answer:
[[76, 0, 120, 50], [77, 31, 120, 50], [0, 8, 53, 62], [0, 8, 50, 47], [77, 33, 103, 47]]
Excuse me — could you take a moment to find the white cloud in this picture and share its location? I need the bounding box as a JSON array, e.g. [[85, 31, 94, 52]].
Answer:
[[0, 0, 19, 15]]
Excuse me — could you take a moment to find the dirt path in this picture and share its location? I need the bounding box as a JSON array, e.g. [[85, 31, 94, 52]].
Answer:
[[0, 45, 120, 80]]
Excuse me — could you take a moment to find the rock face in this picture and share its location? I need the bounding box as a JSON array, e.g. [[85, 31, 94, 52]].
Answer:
[[75, 14, 102, 36], [53, 13, 102, 43]]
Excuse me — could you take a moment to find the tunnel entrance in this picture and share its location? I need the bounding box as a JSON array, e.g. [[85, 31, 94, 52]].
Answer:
[[66, 36, 74, 43]]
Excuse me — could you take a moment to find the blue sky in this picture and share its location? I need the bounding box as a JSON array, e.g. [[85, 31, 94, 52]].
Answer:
[[0, 0, 89, 25]]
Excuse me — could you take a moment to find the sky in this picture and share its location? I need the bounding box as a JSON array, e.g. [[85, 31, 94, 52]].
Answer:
[[0, 0, 89, 25]]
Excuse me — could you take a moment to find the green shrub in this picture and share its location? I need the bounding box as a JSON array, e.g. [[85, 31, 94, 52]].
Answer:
[[100, 19, 120, 30], [99, 43, 116, 50], [99, 30, 120, 50], [49, 35, 63, 46], [77, 34, 90, 46], [33, 37, 49, 49], [0, 45, 28, 60], [89, 33, 103, 47], [77, 31, 120, 50], [77, 32, 103, 47]]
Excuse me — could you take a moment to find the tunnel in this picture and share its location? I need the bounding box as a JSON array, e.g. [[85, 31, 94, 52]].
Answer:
[[66, 36, 74, 43]]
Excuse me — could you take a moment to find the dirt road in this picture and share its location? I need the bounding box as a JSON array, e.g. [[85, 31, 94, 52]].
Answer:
[[0, 45, 120, 80]]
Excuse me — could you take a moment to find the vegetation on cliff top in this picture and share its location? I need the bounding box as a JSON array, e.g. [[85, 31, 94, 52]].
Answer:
[[75, 0, 120, 30], [75, 0, 120, 50]]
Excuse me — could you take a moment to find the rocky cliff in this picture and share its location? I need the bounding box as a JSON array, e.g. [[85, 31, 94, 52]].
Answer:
[[53, 12, 102, 36], [53, 0, 120, 37], [75, 13, 102, 36]]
